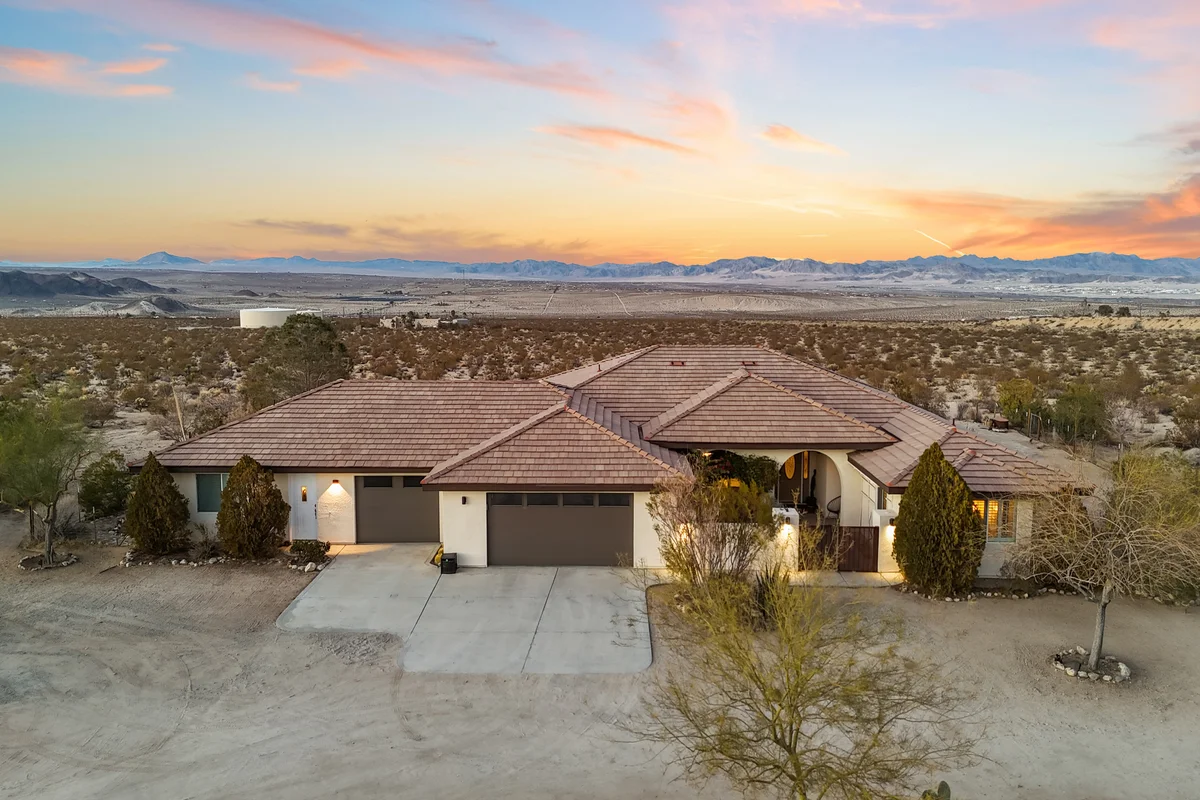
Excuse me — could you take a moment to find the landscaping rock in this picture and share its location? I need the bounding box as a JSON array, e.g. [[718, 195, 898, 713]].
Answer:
[[304, 562, 317, 573]]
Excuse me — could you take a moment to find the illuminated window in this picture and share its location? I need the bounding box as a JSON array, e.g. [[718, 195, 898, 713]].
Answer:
[[973, 498, 1016, 542]]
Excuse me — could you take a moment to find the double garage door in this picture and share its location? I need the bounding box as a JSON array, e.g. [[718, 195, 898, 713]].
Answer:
[[487, 492, 634, 567]]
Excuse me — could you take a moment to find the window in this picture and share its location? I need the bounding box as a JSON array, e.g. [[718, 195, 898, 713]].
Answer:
[[563, 493, 595, 506], [876, 485, 888, 511], [488, 493, 523, 506], [973, 498, 1016, 542], [362, 476, 393, 488], [196, 473, 228, 513], [598, 493, 633, 507], [402, 476, 424, 488], [526, 493, 559, 506]]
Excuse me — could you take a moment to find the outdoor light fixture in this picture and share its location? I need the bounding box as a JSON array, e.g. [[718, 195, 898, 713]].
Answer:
[[301, 486, 308, 502], [885, 524, 896, 541], [461, 496, 468, 505], [779, 523, 796, 540]]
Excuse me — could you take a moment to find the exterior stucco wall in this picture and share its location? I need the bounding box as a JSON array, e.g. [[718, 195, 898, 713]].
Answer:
[[632, 491, 659, 568], [174, 471, 289, 540], [315, 474, 355, 543], [440, 491, 488, 566]]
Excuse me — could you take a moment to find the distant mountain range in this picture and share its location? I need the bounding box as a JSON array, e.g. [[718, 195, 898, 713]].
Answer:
[[3, 251, 1199, 282], [0, 270, 165, 298]]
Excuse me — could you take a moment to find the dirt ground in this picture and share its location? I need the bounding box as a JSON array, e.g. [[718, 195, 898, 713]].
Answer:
[[3, 515, 1199, 800]]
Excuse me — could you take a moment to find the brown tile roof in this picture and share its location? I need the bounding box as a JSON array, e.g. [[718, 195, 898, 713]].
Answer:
[[641, 370, 896, 448], [151, 379, 566, 471], [422, 392, 690, 488]]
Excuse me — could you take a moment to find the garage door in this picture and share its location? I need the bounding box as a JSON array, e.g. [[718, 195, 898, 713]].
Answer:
[[487, 492, 634, 566], [355, 476, 440, 543]]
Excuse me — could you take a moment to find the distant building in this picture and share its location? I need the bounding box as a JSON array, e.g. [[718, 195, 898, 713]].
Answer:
[[413, 318, 440, 329]]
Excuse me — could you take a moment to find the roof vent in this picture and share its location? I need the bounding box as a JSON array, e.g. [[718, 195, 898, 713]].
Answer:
[[670, 360, 686, 366]]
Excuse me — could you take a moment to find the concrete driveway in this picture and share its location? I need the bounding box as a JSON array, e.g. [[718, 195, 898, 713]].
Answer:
[[277, 544, 651, 674]]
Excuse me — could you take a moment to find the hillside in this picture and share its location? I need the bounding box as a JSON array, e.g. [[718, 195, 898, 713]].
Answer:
[[0, 270, 137, 297]]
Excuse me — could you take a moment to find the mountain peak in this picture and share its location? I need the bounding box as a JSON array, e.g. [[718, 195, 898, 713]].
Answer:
[[132, 251, 204, 265]]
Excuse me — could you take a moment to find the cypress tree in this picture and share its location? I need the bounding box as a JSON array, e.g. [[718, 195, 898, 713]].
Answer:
[[126, 452, 190, 555], [892, 442, 985, 596], [217, 455, 290, 558]]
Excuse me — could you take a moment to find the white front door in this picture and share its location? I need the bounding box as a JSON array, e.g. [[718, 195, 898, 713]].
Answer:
[[288, 473, 318, 540]]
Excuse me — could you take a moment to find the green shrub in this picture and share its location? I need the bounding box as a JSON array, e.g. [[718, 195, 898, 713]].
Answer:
[[1174, 397, 1200, 449], [1053, 382, 1109, 443], [892, 443, 985, 596], [217, 455, 290, 558], [125, 452, 190, 555], [78, 450, 134, 517], [290, 538, 331, 563]]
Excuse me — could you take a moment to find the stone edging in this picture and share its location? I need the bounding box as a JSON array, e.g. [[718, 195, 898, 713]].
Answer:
[[1053, 646, 1131, 683], [18, 553, 79, 571]]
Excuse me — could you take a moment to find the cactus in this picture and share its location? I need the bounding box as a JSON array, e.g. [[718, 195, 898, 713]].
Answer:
[[920, 781, 951, 800]]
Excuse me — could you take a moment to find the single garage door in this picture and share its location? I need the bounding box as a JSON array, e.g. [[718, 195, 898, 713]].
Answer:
[[355, 476, 440, 543], [487, 492, 634, 566]]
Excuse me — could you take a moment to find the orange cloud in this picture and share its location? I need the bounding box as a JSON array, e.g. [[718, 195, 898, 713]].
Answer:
[[293, 59, 368, 79], [658, 93, 736, 144], [758, 124, 844, 155], [245, 73, 301, 93], [101, 57, 167, 74], [143, 42, 179, 52], [0, 45, 172, 97], [537, 124, 700, 155], [41, 0, 606, 97]]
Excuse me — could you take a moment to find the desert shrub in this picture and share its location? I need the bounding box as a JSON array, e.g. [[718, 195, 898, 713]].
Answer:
[[1052, 382, 1110, 443], [216, 455, 290, 558], [125, 452, 190, 554], [191, 526, 221, 560], [78, 395, 116, 427], [695, 451, 779, 490], [1097, 304, 1114, 317], [290, 538, 331, 563], [1173, 398, 1200, 449], [892, 442, 985, 596], [78, 450, 134, 517], [888, 372, 948, 417]]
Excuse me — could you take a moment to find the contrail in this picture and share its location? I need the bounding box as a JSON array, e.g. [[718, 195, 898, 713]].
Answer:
[[914, 229, 965, 257]]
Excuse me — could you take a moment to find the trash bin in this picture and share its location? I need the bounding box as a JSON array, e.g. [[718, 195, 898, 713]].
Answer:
[[440, 552, 458, 574]]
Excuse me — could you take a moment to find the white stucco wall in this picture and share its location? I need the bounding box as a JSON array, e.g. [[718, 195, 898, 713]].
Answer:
[[730, 448, 870, 527], [440, 491, 488, 566], [632, 491, 659, 568], [174, 471, 288, 540], [314, 474, 355, 543]]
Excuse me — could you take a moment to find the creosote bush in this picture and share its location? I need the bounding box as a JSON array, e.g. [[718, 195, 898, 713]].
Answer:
[[125, 452, 190, 555], [289, 538, 331, 563], [78, 450, 134, 517], [892, 442, 985, 596], [216, 455, 290, 558]]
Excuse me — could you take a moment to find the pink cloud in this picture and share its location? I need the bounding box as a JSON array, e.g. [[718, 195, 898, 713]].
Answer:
[[40, 0, 606, 97], [0, 45, 172, 97], [101, 56, 167, 75], [758, 124, 844, 155], [293, 59, 368, 79], [537, 124, 700, 155], [142, 43, 179, 53], [245, 72, 301, 93]]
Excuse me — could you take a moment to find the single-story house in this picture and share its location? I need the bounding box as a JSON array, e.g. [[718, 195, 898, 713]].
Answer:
[[149, 345, 1073, 573]]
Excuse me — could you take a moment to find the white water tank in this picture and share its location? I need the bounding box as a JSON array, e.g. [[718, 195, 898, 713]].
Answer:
[[239, 307, 297, 328]]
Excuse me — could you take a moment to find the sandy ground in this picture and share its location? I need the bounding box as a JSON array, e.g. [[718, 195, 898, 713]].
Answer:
[[3, 514, 1200, 799]]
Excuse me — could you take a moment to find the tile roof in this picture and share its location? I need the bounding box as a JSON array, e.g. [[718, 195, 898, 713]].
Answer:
[[152, 379, 566, 471], [422, 392, 690, 488], [150, 345, 1073, 497], [641, 369, 896, 448]]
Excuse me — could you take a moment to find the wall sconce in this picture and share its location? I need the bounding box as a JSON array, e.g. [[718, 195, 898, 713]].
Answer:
[[779, 523, 795, 540], [885, 524, 896, 542], [327, 479, 344, 495], [301, 486, 308, 502], [331, 479, 339, 485], [461, 496, 468, 505]]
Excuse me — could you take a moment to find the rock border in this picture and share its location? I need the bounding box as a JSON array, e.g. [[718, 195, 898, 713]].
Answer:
[[1052, 646, 1131, 684], [896, 583, 1088, 602], [119, 551, 326, 572], [18, 553, 79, 571]]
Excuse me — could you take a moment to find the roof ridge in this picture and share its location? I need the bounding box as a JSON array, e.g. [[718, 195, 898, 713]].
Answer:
[[563, 395, 688, 476], [422, 402, 566, 481], [754, 344, 950, 425], [641, 369, 750, 439], [149, 379, 347, 459], [745, 372, 897, 440], [893, 427, 958, 486], [560, 345, 659, 389]]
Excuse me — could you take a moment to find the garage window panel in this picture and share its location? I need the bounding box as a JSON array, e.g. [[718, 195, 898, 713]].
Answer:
[[598, 493, 633, 507], [526, 493, 560, 506], [362, 476, 393, 488], [488, 493, 524, 506], [562, 493, 595, 506], [402, 476, 424, 488]]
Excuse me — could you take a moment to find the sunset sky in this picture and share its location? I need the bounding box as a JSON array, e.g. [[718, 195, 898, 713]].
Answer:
[[1, 0, 1198, 264]]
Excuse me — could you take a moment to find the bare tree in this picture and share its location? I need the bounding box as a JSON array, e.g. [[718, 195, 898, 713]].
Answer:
[[648, 474, 776, 588], [631, 545, 979, 800], [1008, 451, 1200, 671]]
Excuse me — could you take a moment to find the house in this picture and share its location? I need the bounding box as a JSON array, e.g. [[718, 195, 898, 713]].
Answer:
[[149, 345, 1072, 574]]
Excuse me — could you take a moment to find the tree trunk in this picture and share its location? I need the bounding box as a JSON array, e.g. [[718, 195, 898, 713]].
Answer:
[[43, 502, 56, 566], [1088, 582, 1115, 671], [27, 502, 35, 545]]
